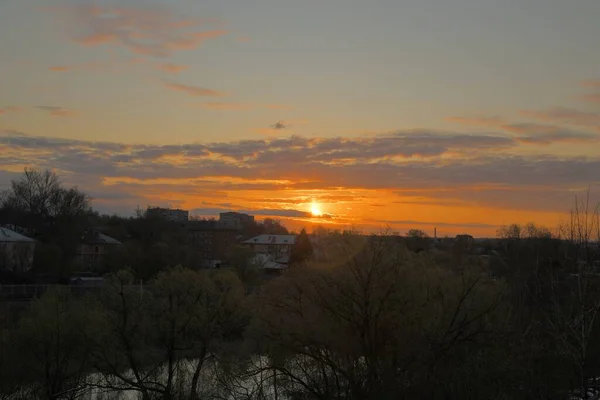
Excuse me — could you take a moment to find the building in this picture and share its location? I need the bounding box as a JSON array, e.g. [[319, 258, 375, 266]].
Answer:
[[74, 229, 122, 271], [146, 207, 189, 222], [186, 220, 237, 268], [242, 234, 297, 259], [0, 227, 36, 273], [218, 212, 255, 230]]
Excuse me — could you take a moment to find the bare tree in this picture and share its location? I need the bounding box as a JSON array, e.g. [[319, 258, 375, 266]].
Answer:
[[253, 234, 504, 399], [549, 191, 600, 398], [0, 168, 91, 229], [8, 288, 96, 400]]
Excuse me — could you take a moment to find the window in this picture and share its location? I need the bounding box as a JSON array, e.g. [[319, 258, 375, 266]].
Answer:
[[95, 246, 99, 253]]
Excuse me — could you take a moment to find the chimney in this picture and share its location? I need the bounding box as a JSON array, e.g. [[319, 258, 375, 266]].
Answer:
[[434, 227, 437, 239]]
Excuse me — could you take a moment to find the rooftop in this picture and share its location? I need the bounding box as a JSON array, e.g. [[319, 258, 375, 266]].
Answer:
[[82, 230, 122, 245], [0, 227, 35, 243], [242, 234, 297, 245]]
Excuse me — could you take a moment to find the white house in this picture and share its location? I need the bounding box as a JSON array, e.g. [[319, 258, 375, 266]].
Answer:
[[242, 234, 297, 259], [0, 227, 36, 273]]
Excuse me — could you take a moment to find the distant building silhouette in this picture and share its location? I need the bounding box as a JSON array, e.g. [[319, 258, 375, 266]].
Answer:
[[146, 207, 189, 222], [186, 220, 237, 268], [218, 212, 254, 230]]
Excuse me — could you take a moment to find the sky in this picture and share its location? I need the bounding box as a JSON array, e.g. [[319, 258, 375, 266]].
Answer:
[[1, 0, 600, 237]]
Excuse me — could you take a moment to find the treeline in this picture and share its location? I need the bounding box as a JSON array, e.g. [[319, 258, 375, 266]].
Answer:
[[1, 219, 600, 399], [0, 168, 289, 281]]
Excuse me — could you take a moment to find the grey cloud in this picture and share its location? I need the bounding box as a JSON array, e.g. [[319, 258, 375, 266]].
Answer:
[[2, 130, 600, 213], [34, 106, 77, 116], [271, 121, 287, 130], [521, 107, 600, 129], [502, 123, 600, 145]]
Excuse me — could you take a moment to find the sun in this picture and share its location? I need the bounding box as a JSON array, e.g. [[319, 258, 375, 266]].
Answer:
[[310, 201, 323, 217]]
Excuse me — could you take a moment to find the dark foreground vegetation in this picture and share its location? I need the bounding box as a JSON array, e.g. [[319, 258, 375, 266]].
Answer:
[[1, 169, 600, 399]]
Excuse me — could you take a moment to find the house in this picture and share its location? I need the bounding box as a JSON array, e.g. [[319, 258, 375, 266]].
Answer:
[[74, 229, 122, 271], [218, 212, 254, 231], [186, 220, 237, 268], [242, 234, 297, 259], [251, 253, 289, 276], [0, 227, 36, 273]]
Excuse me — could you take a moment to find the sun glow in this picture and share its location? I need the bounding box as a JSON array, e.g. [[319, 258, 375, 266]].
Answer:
[[310, 201, 323, 217]]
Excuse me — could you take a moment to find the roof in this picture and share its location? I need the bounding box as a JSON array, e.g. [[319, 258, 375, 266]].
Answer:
[[242, 234, 297, 245], [82, 231, 122, 245], [260, 261, 288, 270], [0, 227, 35, 243]]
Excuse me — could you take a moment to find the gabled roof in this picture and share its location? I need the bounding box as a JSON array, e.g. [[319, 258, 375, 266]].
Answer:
[[242, 234, 297, 245], [81, 230, 122, 245], [0, 227, 35, 243]]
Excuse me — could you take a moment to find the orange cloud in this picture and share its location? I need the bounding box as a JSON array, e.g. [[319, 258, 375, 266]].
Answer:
[[202, 102, 252, 110], [0, 106, 22, 115], [78, 33, 116, 46], [582, 93, 600, 104], [50, 4, 228, 57], [163, 81, 225, 97], [3, 130, 599, 236], [264, 104, 294, 110], [446, 115, 505, 127], [158, 63, 188, 73], [582, 80, 600, 88], [48, 66, 70, 72]]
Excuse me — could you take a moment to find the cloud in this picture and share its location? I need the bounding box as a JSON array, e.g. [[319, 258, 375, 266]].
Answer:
[[34, 106, 77, 117], [371, 218, 499, 229], [202, 102, 252, 110], [501, 123, 600, 145], [48, 66, 70, 72], [582, 81, 600, 88], [446, 115, 505, 127], [264, 104, 294, 110], [2, 129, 599, 223], [163, 81, 225, 97], [0, 106, 22, 115], [521, 107, 600, 130], [256, 120, 308, 134], [158, 63, 188, 73], [191, 207, 331, 219], [48, 4, 228, 58], [582, 94, 600, 104], [271, 121, 287, 130], [2, 129, 598, 188]]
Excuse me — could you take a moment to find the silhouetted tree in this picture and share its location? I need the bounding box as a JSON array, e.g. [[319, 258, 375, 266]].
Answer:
[[406, 228, 428, 238], [290, 228, 313, 266]]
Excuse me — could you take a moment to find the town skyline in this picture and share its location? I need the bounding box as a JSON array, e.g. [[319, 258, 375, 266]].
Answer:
[[1, 0, 600, 236]]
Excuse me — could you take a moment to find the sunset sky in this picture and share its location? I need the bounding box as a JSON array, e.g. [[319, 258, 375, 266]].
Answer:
[[1, 0, 600, 236]]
